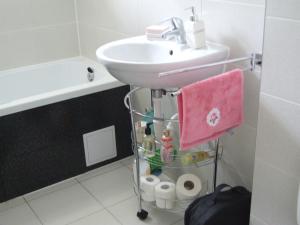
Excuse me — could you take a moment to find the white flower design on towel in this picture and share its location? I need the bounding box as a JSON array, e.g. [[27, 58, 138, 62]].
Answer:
[[207, 108, 221, 127]]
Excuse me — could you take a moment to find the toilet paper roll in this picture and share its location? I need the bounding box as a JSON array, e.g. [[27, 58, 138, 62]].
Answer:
[[155, 182, 176, 200], [176, 174, 202, 200], [142, 193, 156, 202], [133, 159, 151, 185], [165, 199, 176, 209], [140, 175, 160, 202], [156, 198, 166, 209]]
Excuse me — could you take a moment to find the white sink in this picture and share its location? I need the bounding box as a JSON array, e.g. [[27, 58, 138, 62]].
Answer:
[[96, 36, 229, 89]]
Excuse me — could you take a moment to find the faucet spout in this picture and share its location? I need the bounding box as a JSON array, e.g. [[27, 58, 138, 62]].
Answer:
[[160, 17, 186, 44]]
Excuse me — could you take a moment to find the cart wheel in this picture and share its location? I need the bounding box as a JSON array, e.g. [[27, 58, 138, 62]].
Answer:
[[137, 209, 148, 220]]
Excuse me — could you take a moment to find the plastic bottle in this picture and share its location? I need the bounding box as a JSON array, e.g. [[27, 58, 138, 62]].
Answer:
[[142, 123, 156, 157], [181, 151, 210, 166], [160, 130, 174, 163], [184, 6, 206, 49]]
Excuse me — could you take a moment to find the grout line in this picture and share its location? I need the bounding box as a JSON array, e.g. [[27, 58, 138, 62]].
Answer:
[[261, 92, 300, 107], [77, 181, 105, 208], [64, 209, 105, 225], [0, 197, 26, 214], [105, 208, 124, 225], [78, 177, 136, 209], [24, 198, 45, 225], [24, 179, 79, 202], [75, 163, 124, 183], [267, 15, 300, 24], [73, 0, 82, 56], [255, 157, 300, 182], [205, 0, 265, 8], [105, 195, 136, 209], [0, 22, 77, 36], [77, 22, 130, 37]]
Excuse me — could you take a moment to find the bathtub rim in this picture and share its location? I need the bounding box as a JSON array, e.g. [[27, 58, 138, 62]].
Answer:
[[0, 57, 126, 117]]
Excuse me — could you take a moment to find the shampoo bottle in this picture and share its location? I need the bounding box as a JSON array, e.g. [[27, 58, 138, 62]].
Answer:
[[184, 6, 206, 49]]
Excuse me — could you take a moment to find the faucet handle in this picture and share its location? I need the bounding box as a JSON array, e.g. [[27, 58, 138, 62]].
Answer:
[[159, 17, 183, 29]]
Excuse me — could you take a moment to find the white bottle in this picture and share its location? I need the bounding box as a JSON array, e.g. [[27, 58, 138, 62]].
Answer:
[[184, 7, 206, 49]]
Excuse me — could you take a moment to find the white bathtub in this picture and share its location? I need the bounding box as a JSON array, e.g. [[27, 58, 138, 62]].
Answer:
[[0, 57, 124, 117]]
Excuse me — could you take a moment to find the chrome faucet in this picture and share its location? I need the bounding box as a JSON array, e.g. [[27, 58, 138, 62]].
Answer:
[[161, 17, 187, 44]]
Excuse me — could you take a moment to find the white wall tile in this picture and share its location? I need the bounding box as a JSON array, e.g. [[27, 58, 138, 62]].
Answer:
[[255, 94, 300, 178], [251, 159, 298, 225], [202, 0, 265, 57], [77, 0, 139, 35], [266, 0, 300, 20], [0, 23, 79, 70], [261, 17, 300, 104], [0, 0, 79, 71], [202, 0, 265, 192], [212, 0, 265, 6], [78, 23, 128, 61], [220, 123, 257, 189], [0, 0, 76, 33], [202, 0, 264, 127], [138, 0, 202, 34]]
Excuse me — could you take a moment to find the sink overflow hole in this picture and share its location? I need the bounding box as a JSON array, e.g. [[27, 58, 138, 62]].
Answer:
[[169, 50, 174, 56]]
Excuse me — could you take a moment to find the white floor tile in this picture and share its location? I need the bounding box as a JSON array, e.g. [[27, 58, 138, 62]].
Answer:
[[80, 166, 135, 207], [119, 155, 135, 168], [172, 219, 184, 225], [0, 204, 41, 225], [69, 209, 121, 225], [108, 197, 183, 225], [0, 197, 25, 213], [76, 161, 123, 182], [28, 184, 102, 225], [25, 178, 78, 201]]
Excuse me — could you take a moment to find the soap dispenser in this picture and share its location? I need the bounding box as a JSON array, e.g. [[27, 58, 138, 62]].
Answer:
[[184, 7, 206, 49], [142, 123, 156, 157]]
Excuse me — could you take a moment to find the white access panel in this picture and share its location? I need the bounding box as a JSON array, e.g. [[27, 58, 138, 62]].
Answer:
[[83, 126, 117, 167]]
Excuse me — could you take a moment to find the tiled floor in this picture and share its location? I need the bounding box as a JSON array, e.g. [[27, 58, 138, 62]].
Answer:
[[0, 157, 184, 225]]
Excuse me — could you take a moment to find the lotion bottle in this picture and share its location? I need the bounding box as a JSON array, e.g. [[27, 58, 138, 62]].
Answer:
[[184, 7, 206, 49], [160, 129, 173, 163]]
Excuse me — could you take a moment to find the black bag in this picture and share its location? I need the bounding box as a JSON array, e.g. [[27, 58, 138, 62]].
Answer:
[[184, 184, 251, 225]]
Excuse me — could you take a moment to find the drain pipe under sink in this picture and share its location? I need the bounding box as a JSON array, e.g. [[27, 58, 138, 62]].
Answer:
[[151, 90, 165, 145]]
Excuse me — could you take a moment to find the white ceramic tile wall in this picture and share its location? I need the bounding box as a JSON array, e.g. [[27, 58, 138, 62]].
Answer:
[[0, 0, 79, 71], [202, 0, 265, 190], [75, 0, 201, 61], [251, 0, 300, 224]]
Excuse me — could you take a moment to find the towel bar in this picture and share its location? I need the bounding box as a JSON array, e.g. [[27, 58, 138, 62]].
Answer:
[[169, 53, 262, 97], [159, 53, 262, 78]]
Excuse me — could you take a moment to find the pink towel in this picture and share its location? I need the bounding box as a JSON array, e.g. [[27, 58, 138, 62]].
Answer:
[[177, 69, 244, 151]]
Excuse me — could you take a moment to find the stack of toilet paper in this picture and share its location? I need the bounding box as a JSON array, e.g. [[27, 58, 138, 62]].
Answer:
[[140, 175, 160, 202], [140, 173, 202, 210]]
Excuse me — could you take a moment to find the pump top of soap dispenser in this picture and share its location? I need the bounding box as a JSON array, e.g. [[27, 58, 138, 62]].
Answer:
[[185, 6, 197, 22], [145, 123, 153, 135]]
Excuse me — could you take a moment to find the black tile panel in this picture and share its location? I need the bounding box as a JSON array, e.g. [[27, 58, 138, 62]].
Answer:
[[0, 85, 132, 202]]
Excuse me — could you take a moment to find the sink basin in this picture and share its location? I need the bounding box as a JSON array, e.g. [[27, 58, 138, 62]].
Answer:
[[96, 36, 229, 89]]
